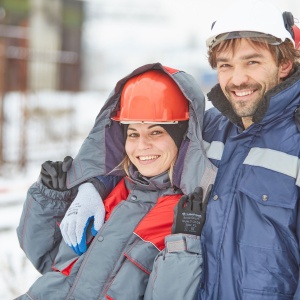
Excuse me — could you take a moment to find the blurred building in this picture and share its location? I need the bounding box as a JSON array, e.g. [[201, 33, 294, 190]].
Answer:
[[0, 0, 83, 92], [0, 0, 299, 170], [0, 0, 84, 169]]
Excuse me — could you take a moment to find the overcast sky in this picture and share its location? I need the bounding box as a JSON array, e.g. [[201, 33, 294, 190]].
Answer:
[[82, 0, 300, 91]]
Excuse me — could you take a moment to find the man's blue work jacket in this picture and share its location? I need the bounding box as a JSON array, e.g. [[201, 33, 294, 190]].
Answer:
[[196, 66, 300, 300]]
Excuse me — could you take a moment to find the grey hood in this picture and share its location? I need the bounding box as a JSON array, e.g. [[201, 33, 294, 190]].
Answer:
[[67, 62, 216, 194]]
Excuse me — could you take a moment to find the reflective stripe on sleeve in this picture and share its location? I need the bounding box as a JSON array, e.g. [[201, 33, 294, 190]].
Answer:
[[204, 141, 224, 161], [243, 147, 300, 186]]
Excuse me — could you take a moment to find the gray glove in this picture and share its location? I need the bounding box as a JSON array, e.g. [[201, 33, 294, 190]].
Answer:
[[40, 156, 73, 191], [172, 185, 213, 236]]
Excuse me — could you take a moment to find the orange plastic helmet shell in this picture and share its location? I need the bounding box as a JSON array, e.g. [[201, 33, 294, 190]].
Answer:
[[112, 70, 189, 123]]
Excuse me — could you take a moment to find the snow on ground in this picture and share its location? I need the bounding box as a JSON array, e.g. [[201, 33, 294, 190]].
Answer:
[[0, 169, 41, 299], [0, 91, 107, 299]]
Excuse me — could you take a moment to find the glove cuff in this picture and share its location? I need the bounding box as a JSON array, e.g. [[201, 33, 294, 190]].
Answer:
[[37, 180, 73, 202]]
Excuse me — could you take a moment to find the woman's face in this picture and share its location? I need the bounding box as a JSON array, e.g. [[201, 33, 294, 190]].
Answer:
[[125, 123, 178, 177]]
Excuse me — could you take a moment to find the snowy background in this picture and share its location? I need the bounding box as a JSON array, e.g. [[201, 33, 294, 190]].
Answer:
[[0, 91, 106, 299], [1, 0, 300, 298]]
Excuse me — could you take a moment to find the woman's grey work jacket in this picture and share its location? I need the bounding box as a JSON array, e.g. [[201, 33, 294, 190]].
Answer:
[[16, 63, 216, 300]]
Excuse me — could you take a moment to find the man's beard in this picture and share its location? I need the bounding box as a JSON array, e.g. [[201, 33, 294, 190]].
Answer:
[[224, 83, 263, 117]]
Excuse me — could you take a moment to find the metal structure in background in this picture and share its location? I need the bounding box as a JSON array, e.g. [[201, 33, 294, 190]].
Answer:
[[0, 0, 83, 170]]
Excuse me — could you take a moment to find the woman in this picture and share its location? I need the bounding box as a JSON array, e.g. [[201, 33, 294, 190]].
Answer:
[[16, 63, 216, 299]]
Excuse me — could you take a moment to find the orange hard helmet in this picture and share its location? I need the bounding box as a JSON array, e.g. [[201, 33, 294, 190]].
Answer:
[[112, 70, 189, 123]]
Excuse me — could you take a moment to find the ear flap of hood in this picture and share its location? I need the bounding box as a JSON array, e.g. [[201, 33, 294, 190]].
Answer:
[[67, 63, 217, 194]]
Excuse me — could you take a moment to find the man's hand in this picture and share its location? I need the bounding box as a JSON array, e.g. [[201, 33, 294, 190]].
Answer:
[[40, 156, 73, 191], [172, 185, 213, 236], [60, 182, 106, 255]]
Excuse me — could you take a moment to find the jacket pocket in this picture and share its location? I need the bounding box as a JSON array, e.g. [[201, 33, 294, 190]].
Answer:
[[52, 240, 80, 276], [237, 165, 298, 245], [239, 163, 297, 209], [237, 165, 298, 297], [105, 238, 159, 300], [144, 233, 202, 300]]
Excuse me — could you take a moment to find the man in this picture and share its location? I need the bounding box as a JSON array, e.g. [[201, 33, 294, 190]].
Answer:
[[199, 0, 300, 299]]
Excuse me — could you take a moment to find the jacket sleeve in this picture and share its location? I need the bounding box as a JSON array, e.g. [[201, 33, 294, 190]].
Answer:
[[144, 233, 203, 300], [16, 181, 72, 274]]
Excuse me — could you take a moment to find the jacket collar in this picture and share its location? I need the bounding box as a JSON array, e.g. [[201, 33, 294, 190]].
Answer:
[[125, 164, 172, 191]]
